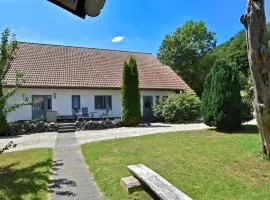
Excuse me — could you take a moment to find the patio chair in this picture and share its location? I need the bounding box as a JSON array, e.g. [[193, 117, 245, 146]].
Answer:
[[82, 107, 89, 117]]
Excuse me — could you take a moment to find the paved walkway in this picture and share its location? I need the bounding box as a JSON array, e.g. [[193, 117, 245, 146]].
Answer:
[[0, 131, 57, 152], [76, 123, 209, 145], [0, 123, 209, 152], [48, 132, 102, 200]]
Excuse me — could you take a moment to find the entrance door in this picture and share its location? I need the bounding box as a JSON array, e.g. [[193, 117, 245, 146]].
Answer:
[[72, 95, 81, 114], [32, 95, 52, 120], [143, 96, 153, 122]]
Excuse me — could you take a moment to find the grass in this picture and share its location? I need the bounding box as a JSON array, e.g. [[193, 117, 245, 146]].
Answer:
[[81, 125, 270, 200], [0, 148, 53, 200]]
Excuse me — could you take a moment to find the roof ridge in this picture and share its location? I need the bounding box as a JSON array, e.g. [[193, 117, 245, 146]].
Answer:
[[18, 41, 153, 55]]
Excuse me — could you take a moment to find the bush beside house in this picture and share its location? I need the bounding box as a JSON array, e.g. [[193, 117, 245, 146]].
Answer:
[[153, 93, 201, 123], [201, 59, 242, 130]]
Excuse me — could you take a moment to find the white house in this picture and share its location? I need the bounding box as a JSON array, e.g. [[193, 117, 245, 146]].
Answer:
[[4, 42, 192, 122]]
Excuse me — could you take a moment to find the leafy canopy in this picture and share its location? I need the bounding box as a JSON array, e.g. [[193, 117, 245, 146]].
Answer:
[[158, 20, 216, 96], [0, 29, 29, 136], [212, 22, 270, 91]]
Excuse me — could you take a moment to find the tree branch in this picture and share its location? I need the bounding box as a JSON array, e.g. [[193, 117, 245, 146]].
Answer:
[[0, 141, 17, 154]]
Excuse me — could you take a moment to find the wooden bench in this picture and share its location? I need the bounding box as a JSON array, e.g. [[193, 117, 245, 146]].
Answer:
[[127, 164, 192, 200]]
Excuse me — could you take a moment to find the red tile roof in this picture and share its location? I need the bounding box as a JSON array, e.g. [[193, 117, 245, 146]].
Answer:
[[4, 42, 192, 91]]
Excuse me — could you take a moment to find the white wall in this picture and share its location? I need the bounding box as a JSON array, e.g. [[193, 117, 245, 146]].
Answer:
[[6, 88, 174, 122]]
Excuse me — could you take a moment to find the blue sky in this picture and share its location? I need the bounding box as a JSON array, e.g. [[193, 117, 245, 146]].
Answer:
[[0, 0, 269, 54]]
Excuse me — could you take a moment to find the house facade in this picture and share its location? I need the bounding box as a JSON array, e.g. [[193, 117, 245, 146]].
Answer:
[[4, 42, 191, 122]]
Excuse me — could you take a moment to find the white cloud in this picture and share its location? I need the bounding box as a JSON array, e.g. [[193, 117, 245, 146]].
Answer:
[[112, 36, 125, 43]]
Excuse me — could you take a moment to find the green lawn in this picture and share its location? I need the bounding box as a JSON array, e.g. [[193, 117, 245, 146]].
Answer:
[[0, 148, 52, 200], [81, 125, 270, 200]]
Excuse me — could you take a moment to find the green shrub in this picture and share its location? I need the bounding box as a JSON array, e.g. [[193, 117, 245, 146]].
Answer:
[[0, 112, 8, 136], [201, 59, 242, 130], [0, 98, 7, 136], [240, 95, 254, 123], [153, 93, 201, 123], [153, 100, 166, 120], [121, 57, 141, 126]]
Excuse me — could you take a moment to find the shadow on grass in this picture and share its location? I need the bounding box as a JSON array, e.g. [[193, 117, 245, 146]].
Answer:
[[0, 159, 52, 200], [215, 125, 259, 135], [0, 159, 78, 199], [48, 160, 77, 198], [140, 124, 172, 128]]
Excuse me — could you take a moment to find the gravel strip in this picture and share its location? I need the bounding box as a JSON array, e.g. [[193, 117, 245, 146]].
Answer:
[[0, 132, 57, 152], [76, 123, 209, 145]]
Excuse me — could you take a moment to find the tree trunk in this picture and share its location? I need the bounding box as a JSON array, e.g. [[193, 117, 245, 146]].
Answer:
[[241, 0, 270, 156]]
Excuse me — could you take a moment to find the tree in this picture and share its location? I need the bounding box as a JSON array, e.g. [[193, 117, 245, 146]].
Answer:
[[157, 20, 216, 96], [121, 57, 141, 126], [129, 57, 141, 124], [0, 29, 27, 136], [202, 59, 241, 130], [212, 22, 270, 91], [241, 0, 270, 156]]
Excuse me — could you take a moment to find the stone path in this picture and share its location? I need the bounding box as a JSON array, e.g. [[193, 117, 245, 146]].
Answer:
[[49, 132, 102, 200]]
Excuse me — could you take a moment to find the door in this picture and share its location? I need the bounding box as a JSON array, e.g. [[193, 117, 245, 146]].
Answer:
[[72, 95, 81, 114], [143, 96, 153, 122], [32, 95, 52, 120]]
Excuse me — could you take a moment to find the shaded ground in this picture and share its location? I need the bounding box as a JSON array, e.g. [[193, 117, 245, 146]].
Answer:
[[0, 148, 52, 200], [81, 125, 270, 200]]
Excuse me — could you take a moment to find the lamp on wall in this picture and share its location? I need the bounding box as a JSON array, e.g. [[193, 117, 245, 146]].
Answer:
[[53, 93, 56, 99]]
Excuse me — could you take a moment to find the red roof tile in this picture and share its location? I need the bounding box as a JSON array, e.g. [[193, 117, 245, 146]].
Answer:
[[4, 42, 192, 91]]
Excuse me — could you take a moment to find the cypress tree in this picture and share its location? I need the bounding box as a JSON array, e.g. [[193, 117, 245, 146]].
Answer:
[[121, 61, 131, 125], [129, 57, 141, 125], [121, 57, 141, 126], [202, 59, 241, 130]]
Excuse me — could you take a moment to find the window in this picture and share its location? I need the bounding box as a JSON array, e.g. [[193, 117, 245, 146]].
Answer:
[[72, 95, 80, 112], [155, 96, 160, 104], [95, 96, 112, 110]]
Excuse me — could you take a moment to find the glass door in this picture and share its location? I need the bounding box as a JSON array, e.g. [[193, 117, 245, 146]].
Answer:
[[32, 95, 52, 120], [143, 96, 153, 122], [72, 95, 81, 114]]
